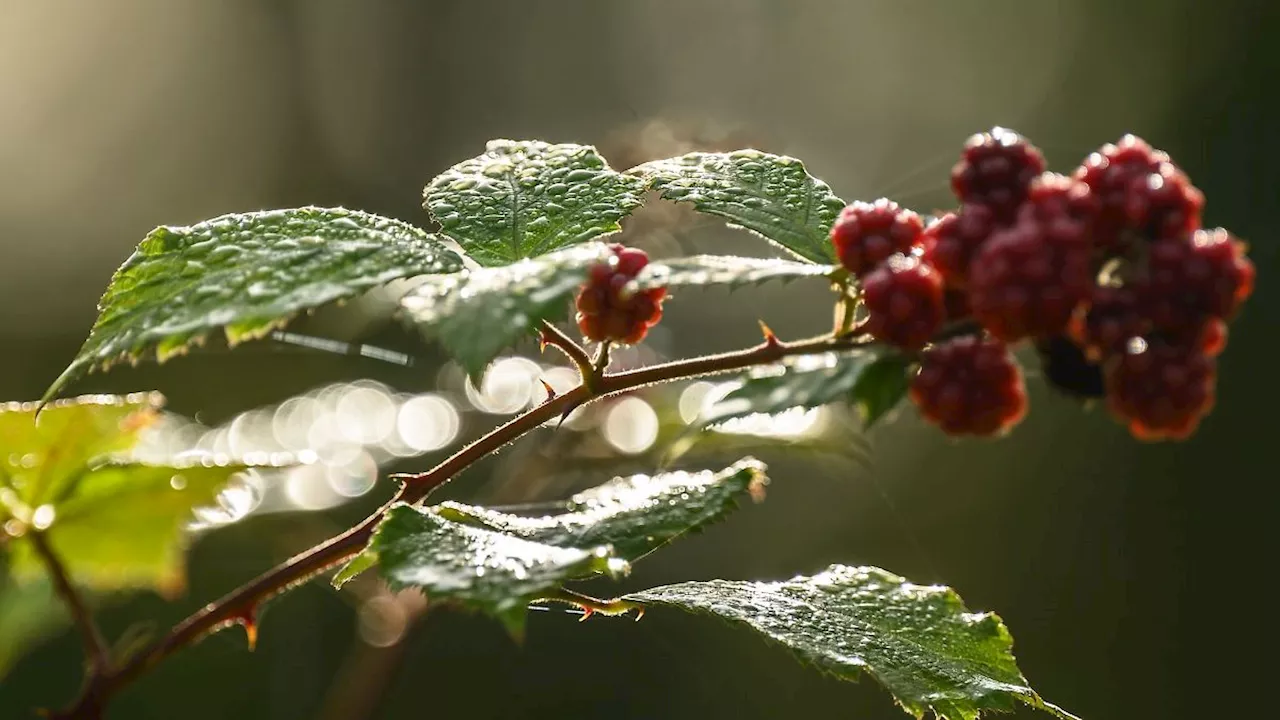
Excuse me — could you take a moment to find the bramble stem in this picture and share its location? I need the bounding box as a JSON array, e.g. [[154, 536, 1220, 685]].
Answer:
[[538, 321, 595, 383], [53, 327, 873, 718], [30, 532, 110, 674]]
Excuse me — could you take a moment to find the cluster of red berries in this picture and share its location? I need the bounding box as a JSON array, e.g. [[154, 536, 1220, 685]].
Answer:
[[574, 244, 668, 344], [831, 129, 1254, 440]]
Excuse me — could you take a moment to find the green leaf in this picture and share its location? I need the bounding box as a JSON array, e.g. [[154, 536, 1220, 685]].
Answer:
[[852, 355, 912, 428], [437, 458, 767, 562], [400, 242, 612, 379], [331, 548, 377, 590], [45, 207, 463, 401], [630, 150, 846, 264], [0, 570, 67, 680], [695, 350, 906, 430], [424, 140, 647, 267], [1, 394, 276, 593], [7, 461, 255, 594], [370, 504, 628, 636], [0, 393, 163, 510], [628, 565, 1078, 720], [628, 255, 839, 292]]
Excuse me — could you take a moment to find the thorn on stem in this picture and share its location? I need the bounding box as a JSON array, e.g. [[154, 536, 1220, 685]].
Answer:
[[578, 607, 594, 622], [233, 608, 259, 651], [758, 320, 781, 348], [539, 378, 558, 401]]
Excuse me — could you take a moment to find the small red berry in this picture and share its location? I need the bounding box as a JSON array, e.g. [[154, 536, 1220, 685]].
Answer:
[[951, 127, 1046, 220], [575, 245, 668, 344], [1143, 228, 1254, 331], [1074, 135, 1203, 249], [829, 199, 925, 277], [1071, 284, 1149, 360], [909, 335, 1027, 436], [1106, 341, 1216, 441], [968, 176, 1096, 341], [861, 254, 946, 350], [921, 204, 997, 288]]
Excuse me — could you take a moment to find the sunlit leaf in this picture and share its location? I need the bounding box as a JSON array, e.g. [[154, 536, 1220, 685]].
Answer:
[[628, 565, 1078, 720], [1, 395, 281, 594], [45, 207, 463, 401], [630, 150, 846, 264], [400, 242, 612, 379], [370, 504, 628, 636], [0, 393, 162, 510], [628, 255, 839, 293], [424, 140, 647, 267], [7, 461, 256, 594], [851, 355, 912, 428], [437, 458, 767, 562]]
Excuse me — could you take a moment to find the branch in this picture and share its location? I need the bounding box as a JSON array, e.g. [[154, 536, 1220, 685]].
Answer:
[[538, 320, 595, 384], [53, 327, 874, 718], [30, 532, 110, 674]]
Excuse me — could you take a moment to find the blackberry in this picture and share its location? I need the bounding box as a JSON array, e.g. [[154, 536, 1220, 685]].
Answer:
[[861, 254, 946, 350], [921, 204, 997, 288], [1106, 341, 1216, 441], [829, 199, 925, 278], [909, 335, 1028, 436], [951, 127, 1046, 220]]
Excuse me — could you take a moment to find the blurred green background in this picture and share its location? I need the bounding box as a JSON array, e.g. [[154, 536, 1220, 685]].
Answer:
[[1, 1, 1276, 718]]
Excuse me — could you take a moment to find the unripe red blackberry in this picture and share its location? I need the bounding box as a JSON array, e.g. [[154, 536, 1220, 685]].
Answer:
[[861, 254, 945, 350], [1074, 135, 1203, 249], [575, 245, 667, 344], [1071, 284, 1149, 360], [1106, 341, 1216, 441], [951, 127, 1046, 220], [921, 204, 997, 288], [909, 335, 1027, 436], [829, 199, 925, 277], [968, 174, 1096, 341], [1143, 228, 1255, 332]]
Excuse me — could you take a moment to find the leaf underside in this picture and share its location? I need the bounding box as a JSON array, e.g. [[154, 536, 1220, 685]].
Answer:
[[696, 349, 908, 431], [370, 504, 626, 636], [44, 207, 463, 402], [399, 242, 613, 379], [627, 255, 838, 293], [424, 140, 647, 267], [627, 565, 1078, 720], [629, 150, 846, 264]]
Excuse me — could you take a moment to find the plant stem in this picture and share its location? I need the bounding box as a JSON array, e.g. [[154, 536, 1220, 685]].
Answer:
[[538, 320, 595, 383], [53, 328, 871, 718], [30, 531, 111, 674]]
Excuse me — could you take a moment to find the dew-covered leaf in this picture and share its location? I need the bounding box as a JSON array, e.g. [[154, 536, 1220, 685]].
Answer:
[[630, 150, 846, 264], [694, 350, 906, 430], [400, 242, 612, 379], [1, 394, 280, 593], [45, 207, 463, 401], [628, 565, 1078, 720], [437, 458, 767, 563], [424, 140, 647, 267], [370, 503, 628, 636], [627, 255, 838, 293]]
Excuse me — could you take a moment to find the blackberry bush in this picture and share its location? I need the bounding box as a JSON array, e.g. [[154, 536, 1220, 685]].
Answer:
[[4, 130, 1253, 720]]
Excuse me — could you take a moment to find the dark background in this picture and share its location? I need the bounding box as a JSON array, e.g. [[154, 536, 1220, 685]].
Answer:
[[2, 1, 1277, 718]]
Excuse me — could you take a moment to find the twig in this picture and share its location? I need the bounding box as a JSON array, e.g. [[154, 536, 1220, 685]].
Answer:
[[30, 532, 110, 673], [538, 321, 595, 383], [51, 327, 878, 718]]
